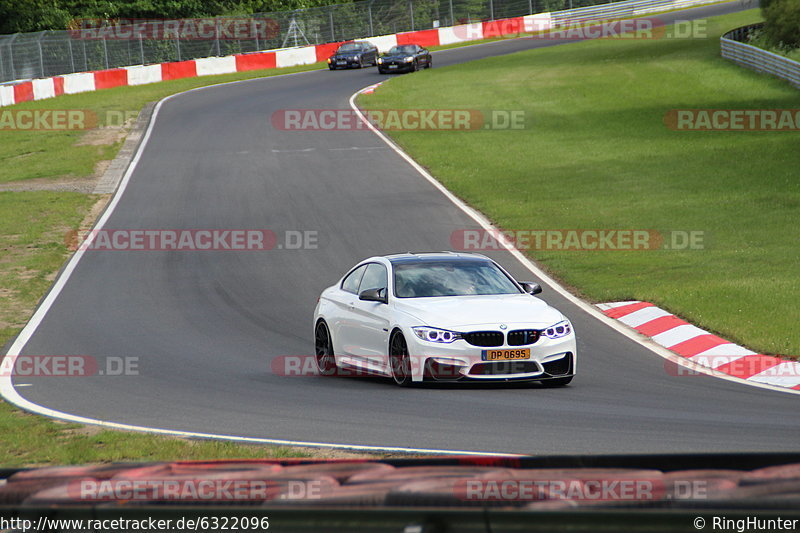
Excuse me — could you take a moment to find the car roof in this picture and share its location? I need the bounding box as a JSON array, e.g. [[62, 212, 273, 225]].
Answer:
[[384, 252, 492, 264]]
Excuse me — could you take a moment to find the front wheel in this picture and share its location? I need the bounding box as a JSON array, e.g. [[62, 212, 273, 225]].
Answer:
[[315, 321, 337, 376], [389, 332, 412, 387]]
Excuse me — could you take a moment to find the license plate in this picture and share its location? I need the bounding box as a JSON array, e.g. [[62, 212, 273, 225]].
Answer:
[[482, 348, 530, 361], [388, 65, 397, 69]]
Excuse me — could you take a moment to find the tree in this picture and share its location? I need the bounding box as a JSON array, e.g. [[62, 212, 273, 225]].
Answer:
[[761, 0, 800, 50]]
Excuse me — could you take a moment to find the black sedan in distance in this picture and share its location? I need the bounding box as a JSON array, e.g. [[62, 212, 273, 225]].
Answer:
[[377, 44, 432, 73], [328, 41, 378, 69]]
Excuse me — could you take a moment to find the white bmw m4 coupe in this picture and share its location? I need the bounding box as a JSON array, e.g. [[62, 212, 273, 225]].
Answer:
[[313, 252, 577, 386]]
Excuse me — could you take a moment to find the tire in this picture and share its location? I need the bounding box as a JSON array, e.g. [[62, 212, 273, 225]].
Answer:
[[412, 60, 419, 72], [541, 376, 573, 387], [389, 331, 413, 387], [315, 321, 337, 376], [329, 65, 335, 70], [425, 58, 432, 69]]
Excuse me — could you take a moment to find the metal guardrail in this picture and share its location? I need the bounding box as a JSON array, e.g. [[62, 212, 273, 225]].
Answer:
[[720, 23, 800, 89], [0, 0, 721, 84], [0, 0, 601, 83]]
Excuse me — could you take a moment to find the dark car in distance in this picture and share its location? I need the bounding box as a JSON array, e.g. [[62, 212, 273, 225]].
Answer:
[[377, 44, 432, 73], [328, 41, 379, 69]]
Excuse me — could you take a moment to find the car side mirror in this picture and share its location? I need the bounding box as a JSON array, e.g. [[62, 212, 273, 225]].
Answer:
[[520, 282, 542, 295], [359, 288, 388, 304]]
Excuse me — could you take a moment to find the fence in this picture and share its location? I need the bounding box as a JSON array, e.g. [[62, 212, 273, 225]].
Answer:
[[720, 23, 800, 89], [0, 0, 640, 84]]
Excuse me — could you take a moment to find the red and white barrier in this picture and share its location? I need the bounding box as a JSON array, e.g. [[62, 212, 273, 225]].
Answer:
[[0, 85, 14, 106], [0, 0, 717, 107], [365, 34, 399, 53], [276, 46, 318, 68], [32, 78, 56, 100], [0, 11, 551, 108], [62, 72, 96, 94], [598, 301, 800, 390], [195, 56, 238, 76], [124, 64, 162, 86]]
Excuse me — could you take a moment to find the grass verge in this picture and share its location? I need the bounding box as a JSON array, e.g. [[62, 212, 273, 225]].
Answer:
[[360, 9, 800, 358], [0, 405, 309, 467], [0, 62, 344, 466]]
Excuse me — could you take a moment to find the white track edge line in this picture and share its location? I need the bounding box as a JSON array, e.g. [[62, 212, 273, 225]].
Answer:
[[348, 87, 800, 398], [2, 11, 792, 461], [0, 70, 523, 457]]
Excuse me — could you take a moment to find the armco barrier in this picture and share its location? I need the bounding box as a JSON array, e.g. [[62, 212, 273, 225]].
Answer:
[[553, 0, 716, 24], [0, 0, 722, 108], [721, 24, 800, 89]]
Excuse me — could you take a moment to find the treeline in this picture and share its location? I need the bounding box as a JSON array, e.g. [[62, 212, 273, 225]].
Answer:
[[760, 0, 800, 50], [0, 0, 350, 34]]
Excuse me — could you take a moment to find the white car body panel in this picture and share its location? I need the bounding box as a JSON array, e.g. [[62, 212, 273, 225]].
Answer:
[[314, 253, 577, 385]]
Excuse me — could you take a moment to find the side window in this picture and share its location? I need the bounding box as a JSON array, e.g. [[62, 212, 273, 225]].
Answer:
[[358, 263, 388, 295], [341, 265, 367, 294]]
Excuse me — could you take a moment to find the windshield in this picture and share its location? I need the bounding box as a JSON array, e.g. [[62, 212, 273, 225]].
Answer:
[[393, 260, 521, 298], [387, 45, 416, 54], [337, 43, 361, 52]]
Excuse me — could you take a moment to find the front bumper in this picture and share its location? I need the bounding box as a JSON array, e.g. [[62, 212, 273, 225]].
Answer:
[[330, 57, 363, 68], [404, 332, 577, 382], [378, 61, 414, 73]]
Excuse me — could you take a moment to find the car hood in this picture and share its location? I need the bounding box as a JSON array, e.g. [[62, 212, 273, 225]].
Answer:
[[333, 51, 362, 57], [392, 293, 565, 330]]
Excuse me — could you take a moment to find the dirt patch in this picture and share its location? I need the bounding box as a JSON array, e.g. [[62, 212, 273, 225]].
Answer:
[[75, 124, 131, 147], [0, 176, 99, 193], [0, 120, 132, 193]]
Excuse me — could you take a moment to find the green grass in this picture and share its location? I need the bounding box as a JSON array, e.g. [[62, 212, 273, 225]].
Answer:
[[0, 62, 342, 466], [0, 192, 314, 466], [0, 192, 97, 343], [0, 401, 308, 467], [0, 62, 325, 184], [360, 9, 800, 357]]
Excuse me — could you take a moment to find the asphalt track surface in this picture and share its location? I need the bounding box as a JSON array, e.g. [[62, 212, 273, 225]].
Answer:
[[7, 1, 799, 455]]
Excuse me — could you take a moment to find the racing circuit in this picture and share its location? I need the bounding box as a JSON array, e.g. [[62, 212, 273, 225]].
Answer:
[[3, 0, 799, 455]]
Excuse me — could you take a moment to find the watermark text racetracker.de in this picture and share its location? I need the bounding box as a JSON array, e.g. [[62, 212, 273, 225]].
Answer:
[[65, 229, 318, 251], [72, 479, 328, 502], [664, 109, 800, 131], [455, 17, 708, 40], [68, 17, 280, 40], [455, 477, 710, 502], [272, 109, 528, 131], [450, 229, 707, 251], [0, 109, 147, 131], [0, 355, 139, 377]]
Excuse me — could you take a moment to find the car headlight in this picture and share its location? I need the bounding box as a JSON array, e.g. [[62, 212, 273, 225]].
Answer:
[[412, 327, 462, 343], [377, 57, 383, 64], [404, 56, 414, 63], [327, 58, 332, 63], [543, 320, 572, 339]]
